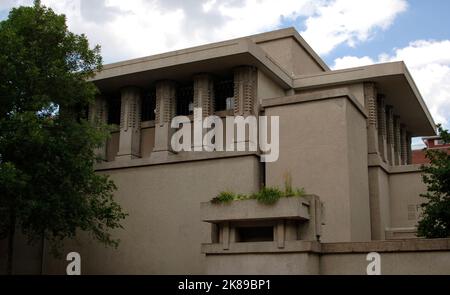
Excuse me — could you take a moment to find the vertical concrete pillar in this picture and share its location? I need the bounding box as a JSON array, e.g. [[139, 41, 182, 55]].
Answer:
[[377, 95, 388, 162], [233, 66, 257, 116], [152, 80, 176, 158], [386, 105, 395, 165], [276, 221, 285, 249], [193, 74, 215, 150], [400, 125, 408, 165], [222, 222, 230, 250], [193, 74, 215, 116], [88, 96, 108, 161], [364, 83, 379, 155], [394, 116, 402, 165], [116, 87, 141, 161], [407, 132, 412, 165]]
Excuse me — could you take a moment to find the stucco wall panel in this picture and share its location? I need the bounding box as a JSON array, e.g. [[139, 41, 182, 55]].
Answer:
[[42, 156, 261, 274]]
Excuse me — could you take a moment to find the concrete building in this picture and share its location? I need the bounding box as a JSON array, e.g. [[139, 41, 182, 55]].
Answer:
[[3, 27, 450, 275]]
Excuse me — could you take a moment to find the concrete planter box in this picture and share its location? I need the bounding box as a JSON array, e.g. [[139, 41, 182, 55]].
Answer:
[[201, 196, 313, 223]]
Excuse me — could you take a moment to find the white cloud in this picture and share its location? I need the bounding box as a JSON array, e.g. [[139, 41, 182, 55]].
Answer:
[[333, 55, 375, 69], [0, 0, 408, 62], [300, 0, 408, 55], [333, 40, 450, 127]]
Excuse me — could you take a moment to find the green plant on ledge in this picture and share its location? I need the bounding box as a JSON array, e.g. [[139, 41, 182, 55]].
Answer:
[[252, 187, 284, 205], [211, 191, 235, 204], [212, 184, 306, 205], [282, 172, 306, 198]]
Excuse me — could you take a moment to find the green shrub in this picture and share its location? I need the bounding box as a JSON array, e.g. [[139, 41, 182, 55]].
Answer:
[[211, 191, 236, 204], [253, 187, 284, 205], [235, 194, 248, 201], [211, 186, 307, 205]]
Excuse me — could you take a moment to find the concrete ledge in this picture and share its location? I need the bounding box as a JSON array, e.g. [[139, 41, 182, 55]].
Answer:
[[389, 164, 422, 174], [260, 87, 367, 119], [202, 239, 450, 255], [293, 61, 436, 135], [321, 239, 450, 254], [202, 240, 321, 254], [368, 155, 423, 175], [385, 227, 419, 240], [95, 151, 259, 171], [367, 153, 390, 172], [201, 197, 312, 223]]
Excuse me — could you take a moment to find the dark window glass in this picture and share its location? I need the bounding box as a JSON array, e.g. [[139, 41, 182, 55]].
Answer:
[[176, 84, 194, 116], [236, 226, 274, 242], [107, 95, 121, 125], [74, 103, 88, 122], [214, 79, 234, 111], [141, 88, 156, 121]]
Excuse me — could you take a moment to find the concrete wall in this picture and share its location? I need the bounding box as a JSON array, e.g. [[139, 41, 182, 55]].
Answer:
[[368, 167, 391, 240], [264, 92, 370, 242], [257, 70, 285, 102], [203, 239, 450, 275], [389, 166, 427, 228], [205, 253, 320, 275], [321, 251, 450, 275], [346, 99, 371, 240], [42, 155, 261, 274], [258, 37, 324, 76], [140, 125, 155, 158]]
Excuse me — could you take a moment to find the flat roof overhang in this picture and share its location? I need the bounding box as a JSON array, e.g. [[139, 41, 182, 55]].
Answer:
[[91, 38, 293, 93], [293, 62, 437, 136]]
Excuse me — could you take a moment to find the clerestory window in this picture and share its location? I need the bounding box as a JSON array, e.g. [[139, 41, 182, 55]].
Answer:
[[214, 79, 234, 112]]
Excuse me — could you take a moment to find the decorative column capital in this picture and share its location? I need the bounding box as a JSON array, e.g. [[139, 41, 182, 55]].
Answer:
[[364, 82, 378, 127], [89, 95, 108, 125], [120, 86, 141, 131], [116, 86, 142, 160], [193, 73, 215, 117], [89, 95, 108, 161], [233, 66, 257, 116], [155, 80, 177, 125], [386, 105, 395, 144], [400, 124, 408, 165]]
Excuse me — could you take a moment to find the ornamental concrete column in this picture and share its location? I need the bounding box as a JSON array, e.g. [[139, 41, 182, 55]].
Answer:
[[116, 87, 142, 161], [233, 66, 257, 116], [386, 105, 395, 165], [152, 80, 176, 158], [400, 125, 408, 165], [232, 66, 258, 151], [193, 74, 215, 116], [88, 96, 108, 161], [393, 116, 402, 165], [377, 95, 388, 162], [193, 74, 215, 151], [364, 83, 379, 156]]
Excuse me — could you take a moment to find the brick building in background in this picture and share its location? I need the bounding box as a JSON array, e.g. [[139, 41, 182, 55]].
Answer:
[[412, 136, 450, 164]]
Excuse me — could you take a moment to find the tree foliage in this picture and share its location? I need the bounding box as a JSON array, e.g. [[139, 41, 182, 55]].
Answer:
[[0, 0, 127, 262], [417, 125, 450, 238]]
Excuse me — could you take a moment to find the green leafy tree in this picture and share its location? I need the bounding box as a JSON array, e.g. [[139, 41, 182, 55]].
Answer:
[[417, 125, 450, 238], [0, 1, 127, 274]]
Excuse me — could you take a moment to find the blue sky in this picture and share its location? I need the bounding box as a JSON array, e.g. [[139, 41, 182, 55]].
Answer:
[[319, 0, 450, 65], [1, 0, 449, 145]]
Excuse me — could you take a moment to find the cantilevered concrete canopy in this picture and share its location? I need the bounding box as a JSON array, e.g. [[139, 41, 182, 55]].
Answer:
[[294, 62, 436, 136], [91, 28, 435, 137], [92, 36, 294, 93], [91, 27, 330, 94]]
